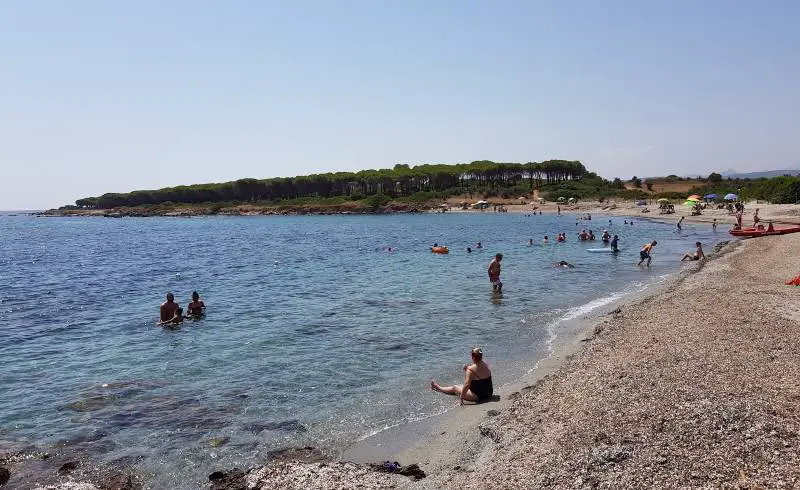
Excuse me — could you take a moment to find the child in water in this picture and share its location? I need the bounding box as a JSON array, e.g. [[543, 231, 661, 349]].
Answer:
[[159, 307, 186, 326]]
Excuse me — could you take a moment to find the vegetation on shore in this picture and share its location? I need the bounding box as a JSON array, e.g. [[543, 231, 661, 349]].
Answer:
[[60, 161, 800, 213]]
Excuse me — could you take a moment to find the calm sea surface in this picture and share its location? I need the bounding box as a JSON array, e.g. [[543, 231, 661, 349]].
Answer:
[[0, 212, 722, 488]]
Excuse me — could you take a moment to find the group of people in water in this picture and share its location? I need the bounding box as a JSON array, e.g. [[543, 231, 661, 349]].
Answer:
[[159, 291, 206, 326]]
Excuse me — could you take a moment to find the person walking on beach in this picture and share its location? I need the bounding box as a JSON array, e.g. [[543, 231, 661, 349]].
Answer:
[[488, 253, 503, 294], [160, 292, 179, 322], [638, 240, 657, 267], [681, 242, 706, 261], [431, 347, 493, 405]]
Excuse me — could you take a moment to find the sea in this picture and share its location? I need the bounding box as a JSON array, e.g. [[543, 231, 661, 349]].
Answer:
[[0, 212, 723, 488]]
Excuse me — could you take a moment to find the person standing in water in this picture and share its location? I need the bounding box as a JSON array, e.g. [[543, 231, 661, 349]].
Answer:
[[677, 216, 684, 232], [610, 234, 619, 253], [488, 253, 503, 294], [160, 292, 179, 322], [187, 291, 206, 317], [638, 240, 657, 267], [431, 348, 493, 405], [712, 219, 717, 231]]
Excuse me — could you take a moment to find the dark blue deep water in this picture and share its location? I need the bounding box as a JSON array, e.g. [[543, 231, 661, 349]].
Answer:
[[0, 212, 722, 488]]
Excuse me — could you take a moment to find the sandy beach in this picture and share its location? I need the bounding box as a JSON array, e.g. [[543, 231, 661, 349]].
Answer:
[[233, 227, 800, 488]]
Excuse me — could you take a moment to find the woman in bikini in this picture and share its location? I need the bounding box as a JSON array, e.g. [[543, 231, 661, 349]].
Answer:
[[431, 348, 493, 405]]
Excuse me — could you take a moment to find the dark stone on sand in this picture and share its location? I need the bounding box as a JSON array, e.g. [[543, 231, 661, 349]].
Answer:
[[478, 425, 501, 443], [267, 446, 327, 464], [208, 468, 245, 490], [397, 463, 426, 480], [0, 467, 9, 486], [368, 462, 426, 480], [486, 409, 501, 417], [58, 461, 79, 475]]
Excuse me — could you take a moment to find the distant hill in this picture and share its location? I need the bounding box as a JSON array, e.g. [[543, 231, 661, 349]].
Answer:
[[719, 169, 800, 179]]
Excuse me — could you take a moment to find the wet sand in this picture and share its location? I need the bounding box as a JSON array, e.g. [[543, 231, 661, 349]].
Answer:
[[244, 231, 800, 488]]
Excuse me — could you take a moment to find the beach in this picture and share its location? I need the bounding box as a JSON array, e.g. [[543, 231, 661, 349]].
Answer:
[[237, 231, 800, 488]]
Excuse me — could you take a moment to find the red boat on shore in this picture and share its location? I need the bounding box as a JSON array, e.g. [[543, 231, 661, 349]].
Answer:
[[729, 223, 800, 237]]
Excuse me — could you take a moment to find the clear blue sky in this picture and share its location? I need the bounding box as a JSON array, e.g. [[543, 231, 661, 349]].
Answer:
[[2, 0, 798, 209]]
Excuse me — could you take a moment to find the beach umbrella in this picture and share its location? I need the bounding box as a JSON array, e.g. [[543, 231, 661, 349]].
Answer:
[[686, 197, 699, 203], [557, 196, 566, 201], [657, 198, 669, 203], [704, 193, 719, 199], [683, 201, 696, 207], [687, 194, 701, 200], [724, 193, 737, 201]]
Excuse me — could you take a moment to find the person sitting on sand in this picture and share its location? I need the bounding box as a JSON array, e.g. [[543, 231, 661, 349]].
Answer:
[[488, 254, 503, 294], [681, 242, 706, 262], [431, 348, 493, 405], [610, 234, 619, 253], [159, 306, 185, 326], [160, 292, 179, 322], [554, 260, 574, 268], [187, 291, 206, 317], [638, 240, 657, 267]]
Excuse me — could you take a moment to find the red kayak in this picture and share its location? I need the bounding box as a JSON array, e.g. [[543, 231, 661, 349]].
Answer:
[[729, 224, 800, 237]]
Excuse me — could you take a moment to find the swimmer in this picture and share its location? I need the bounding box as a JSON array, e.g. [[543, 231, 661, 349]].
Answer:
[[638, 240, 657, 267], [476, 241, 483, 249], [527, 239, 533, 247], [677, 216, 684, 232], [543, 235, 549, 244], [601, 230, 610, 243], [681, 242, 706, 262], [554, 260, 574, 269], [187, 291, 205, 317], [431, 348, 493, 405], [160, 292, 179, 322], [624, 220, 628, 224], [488, 253, 503, 294], [467, 247, 472, 253], [588, 230, 596, 241], [159, 306, 185, 326]]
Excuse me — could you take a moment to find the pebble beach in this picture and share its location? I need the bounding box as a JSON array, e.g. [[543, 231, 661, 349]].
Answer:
[[235, 229, 800, 488]]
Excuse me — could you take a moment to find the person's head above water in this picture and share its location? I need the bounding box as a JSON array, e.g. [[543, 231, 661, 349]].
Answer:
[[652, 240, 658, 245], [696, 241, 702, 247], [191, 291, 199, 301], [495, 253, 503, 261], [175, 307, 183, 317], [471, 347, 483, 362], [166, 292, 174, 302]]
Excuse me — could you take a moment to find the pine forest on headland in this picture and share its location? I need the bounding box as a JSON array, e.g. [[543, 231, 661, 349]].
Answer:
[[65, 161, 800, 210]]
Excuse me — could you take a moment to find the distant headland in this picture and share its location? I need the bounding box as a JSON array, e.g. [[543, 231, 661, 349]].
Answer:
[[46, 161, 800, 217]]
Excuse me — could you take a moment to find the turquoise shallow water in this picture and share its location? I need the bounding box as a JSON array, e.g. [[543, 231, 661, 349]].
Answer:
[[0, 212, 722, 487]]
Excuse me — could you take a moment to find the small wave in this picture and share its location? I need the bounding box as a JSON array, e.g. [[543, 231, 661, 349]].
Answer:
[[559, 293, 621, 322]]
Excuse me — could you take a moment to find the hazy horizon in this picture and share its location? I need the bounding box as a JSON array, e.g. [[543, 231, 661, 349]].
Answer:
[[2, 1, 799, 209]]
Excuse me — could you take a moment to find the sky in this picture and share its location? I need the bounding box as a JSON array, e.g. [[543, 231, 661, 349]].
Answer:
[[1, 1, 799, 209]]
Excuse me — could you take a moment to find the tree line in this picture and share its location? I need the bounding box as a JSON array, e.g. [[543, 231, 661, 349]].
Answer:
[[72, 160, 589, 208]]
